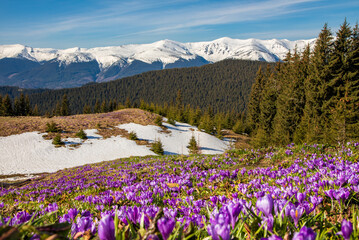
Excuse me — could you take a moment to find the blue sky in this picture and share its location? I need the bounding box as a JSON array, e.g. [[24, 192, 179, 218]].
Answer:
[[0, 0, 358, 49]]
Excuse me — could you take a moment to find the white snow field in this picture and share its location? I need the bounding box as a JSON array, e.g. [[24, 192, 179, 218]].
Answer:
[[0, 122, 229, 175]]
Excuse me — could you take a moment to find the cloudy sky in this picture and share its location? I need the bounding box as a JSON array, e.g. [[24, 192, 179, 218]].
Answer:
[[0, 0, 358, 48]]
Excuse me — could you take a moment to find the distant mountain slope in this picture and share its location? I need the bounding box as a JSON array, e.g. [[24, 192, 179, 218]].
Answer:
[[0, 37, 315, 89], [0, 59, 272, 114]]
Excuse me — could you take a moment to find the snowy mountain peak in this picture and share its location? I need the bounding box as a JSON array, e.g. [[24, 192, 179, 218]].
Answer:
[[0, 37, 316, 68], [0, 37, 317, 89]]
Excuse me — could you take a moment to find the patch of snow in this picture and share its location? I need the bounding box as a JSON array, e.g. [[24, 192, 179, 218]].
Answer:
[[117, 121, 228, 155], [0, 129, 153, 175], [0, 122, 229, 175]]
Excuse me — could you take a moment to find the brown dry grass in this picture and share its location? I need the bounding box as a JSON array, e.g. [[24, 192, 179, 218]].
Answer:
[[222, 129, 251, 149], [0, 108, 158, 139]]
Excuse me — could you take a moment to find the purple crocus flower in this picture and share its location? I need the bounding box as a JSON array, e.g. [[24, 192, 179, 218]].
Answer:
[[256, 195, 273, 217], [207, 220, 231, 240], [293, 226, 316, 240], [226, 202, 242, 229], [68, 208, 78, 221], [296, 192, 306, 204], [147, 234, 160, 240], [0, 202, 4, 208], [98, 215, 115, 240], [289, 206, 304, 227], [338, 219, 353, 240], [157, 217, 176, 240]]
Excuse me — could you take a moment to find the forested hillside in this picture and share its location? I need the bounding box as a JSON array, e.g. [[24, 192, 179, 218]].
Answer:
[[246, 21, 359, 146], [0, 59, 271, 115]]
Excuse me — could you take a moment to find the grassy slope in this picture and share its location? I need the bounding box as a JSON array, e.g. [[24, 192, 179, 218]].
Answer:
[[0, 108, 158, 138]]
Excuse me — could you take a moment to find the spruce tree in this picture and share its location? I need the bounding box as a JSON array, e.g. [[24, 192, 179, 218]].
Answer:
[[94, 100, 101, 113], [187, 135, 199, 154], [254, 66, 277, 146], [32, 104, 40, 116], [60, 94, 70, 116], [24, 95, 31, 116], [2, 94, 13, 116], [100, 100, 108, 113], [14, 97, 21, 116], [83, 104, 92, 114], [325, 19, 353, 143], [0, 95, 3, 116], [246, 66, 265, 134], [346, 23, 359, 140], [299, 24, 333, 143]]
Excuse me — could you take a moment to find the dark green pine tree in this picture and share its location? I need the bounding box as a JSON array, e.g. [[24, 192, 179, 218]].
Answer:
[[293, 45, 312, 143], [324, 19, 353, 143], [246, 66, 265, 134], [100, 100, 108, 113], [24, 95, 32, 116], [2, 94, 13, 116], [345, 22, 359, 140], [199, 111, 214, 134], [253, 65, 278, 147], [94, 100, 101, 113], [60, 94, 70, 116], [0, 95, 3, 116], [83, 104, 92, 114], [32, 104, 40, 116], [271, 52, 294, 145], [13, 97, 21, 116], [298, 24, 333, 143], [187, 135, 199, 154]]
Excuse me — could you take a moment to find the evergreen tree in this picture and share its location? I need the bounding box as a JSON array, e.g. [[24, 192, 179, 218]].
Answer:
[[254, 65, 278, 146], [100, 100, 108, 113], [325, 19, 353, 143], [83, 104, 92, 114], [187, 135, 199, 154], [0, 95, 3, 116], [24, 95, 31, 116], [151, 139, 164, 155], [32, 104, 40, 116], [246, 66, 265, 134], [13, 97, 21, 116], [60, 94, 70, 116], [199, 112, 214, 134], [94, 100, 101, 113], [346, 23, 359, 140], [55, 102, 61, 116], [298, 24, 333, 143], [2, 94, 13, 116]]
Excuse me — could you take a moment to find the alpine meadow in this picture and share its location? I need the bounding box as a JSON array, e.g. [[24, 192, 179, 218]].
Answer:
[[0, 1, 359, 239]]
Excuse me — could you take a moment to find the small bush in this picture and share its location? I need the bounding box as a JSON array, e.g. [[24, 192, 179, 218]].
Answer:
[[151, 139, 164, 155], [187, 135, 199, 154], [46, 122, 61, 133], [154, 116, 163, 126], [75, 129, 87, 139], [167, 118, 176, 125], [52, 134, 64, 145], [129, 131, 138, 140]]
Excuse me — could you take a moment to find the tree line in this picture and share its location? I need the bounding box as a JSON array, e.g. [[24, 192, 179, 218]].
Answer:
[[0, 93, 39, 116], [246, 20, 359, 146], [0, 59, 270, 116]]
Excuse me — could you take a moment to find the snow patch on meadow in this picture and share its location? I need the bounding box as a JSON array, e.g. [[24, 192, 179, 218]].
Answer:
[[0, 122, 229, 175], [117, 121, 229, 155]]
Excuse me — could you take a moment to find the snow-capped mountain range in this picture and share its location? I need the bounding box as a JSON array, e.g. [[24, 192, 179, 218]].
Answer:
[[0, 37, 316, 89]]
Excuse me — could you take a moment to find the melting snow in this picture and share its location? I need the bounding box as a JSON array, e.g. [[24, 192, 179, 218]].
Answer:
[[0, 121, 229, 175]]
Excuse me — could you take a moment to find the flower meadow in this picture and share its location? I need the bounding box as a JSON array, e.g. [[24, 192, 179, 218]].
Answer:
[[1, 143, 359, 239]]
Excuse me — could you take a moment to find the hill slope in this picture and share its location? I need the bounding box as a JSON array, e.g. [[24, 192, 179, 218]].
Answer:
[[11, 59, 271, 115]]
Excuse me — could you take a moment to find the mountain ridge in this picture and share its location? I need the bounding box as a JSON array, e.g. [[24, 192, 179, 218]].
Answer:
[[0, 37, 316, 89]]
